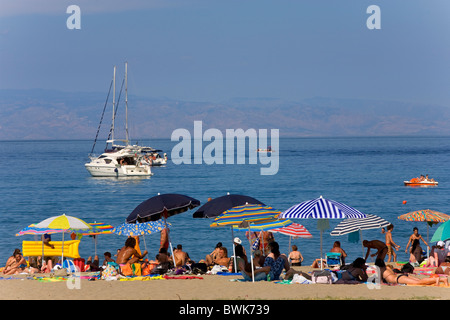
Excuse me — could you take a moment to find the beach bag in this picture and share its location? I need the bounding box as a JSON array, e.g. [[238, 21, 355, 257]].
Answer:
[[191, 262, 207, 274], [73, 258, 85, 272], [101, 264, 118, 279], [292, 273, 312, 284], [311, 270, 332, 284], [154, 262, 170, 275]]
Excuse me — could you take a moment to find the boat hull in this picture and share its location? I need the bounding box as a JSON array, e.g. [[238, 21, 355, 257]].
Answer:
[[85, 164, 152, 177], [404, 181, 438, 187]]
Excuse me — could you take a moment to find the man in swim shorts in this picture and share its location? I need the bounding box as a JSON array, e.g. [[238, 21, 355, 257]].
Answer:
[[385, 224, 400, 262]]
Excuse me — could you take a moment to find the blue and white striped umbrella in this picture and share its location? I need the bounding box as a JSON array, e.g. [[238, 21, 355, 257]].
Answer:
[[280, 196, 366, 220], [280, 196, 366, 268]]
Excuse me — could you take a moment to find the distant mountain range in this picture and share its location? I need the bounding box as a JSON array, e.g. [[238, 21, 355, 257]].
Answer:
[[0, 89, 449, 140]]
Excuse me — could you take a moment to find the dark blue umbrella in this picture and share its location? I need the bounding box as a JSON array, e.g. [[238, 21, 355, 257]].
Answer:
[[126, 193, 200, 261], [192, 194, 265, 218], [126, 193, 201, 223]]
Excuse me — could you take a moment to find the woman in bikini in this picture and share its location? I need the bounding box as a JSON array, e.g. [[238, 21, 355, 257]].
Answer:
[[375, 259, 448, 286], [288, 245, 303, 266]]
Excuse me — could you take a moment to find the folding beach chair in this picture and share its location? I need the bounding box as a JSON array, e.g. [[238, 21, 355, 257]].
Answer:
[[325, 252, 342, 268]]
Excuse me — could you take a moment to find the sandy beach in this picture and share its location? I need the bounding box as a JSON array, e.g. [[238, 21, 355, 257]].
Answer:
[[1, 265, 449, 301]]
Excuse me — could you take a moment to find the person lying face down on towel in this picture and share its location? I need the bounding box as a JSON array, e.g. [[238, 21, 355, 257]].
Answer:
[[116, 237, 148, 265], [374, 259, 448, 286]]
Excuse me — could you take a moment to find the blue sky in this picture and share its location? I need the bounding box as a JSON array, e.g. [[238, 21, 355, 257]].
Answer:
[[0, 0, 449, 106]]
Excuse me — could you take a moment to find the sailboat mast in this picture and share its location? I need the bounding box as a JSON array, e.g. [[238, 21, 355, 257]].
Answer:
[[125, 61, 129, 145], [112, 65, 116, 144]]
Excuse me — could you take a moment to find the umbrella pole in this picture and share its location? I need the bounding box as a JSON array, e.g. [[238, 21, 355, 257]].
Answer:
[[360, 230, 364, 257], [231, 226, 237, 273], [61, 231, 65, 267], [427, 224, 430, 258], [247, 225, 255, 282], [320, 230, 323, 270]]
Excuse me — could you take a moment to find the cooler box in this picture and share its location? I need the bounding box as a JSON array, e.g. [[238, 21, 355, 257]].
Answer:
[[73, 258, 85, 272]]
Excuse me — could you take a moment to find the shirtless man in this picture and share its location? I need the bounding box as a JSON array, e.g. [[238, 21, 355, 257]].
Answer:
[[375, 258, 448, 286], [385, 224, 400, 262], [116, 237, 148, 265], [172, 244, 189, 267], [363, 239, 388, 262], [405, 227, 430, 254]]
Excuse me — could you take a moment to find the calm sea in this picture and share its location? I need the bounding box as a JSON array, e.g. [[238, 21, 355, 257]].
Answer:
[[1, 136, 450, 266]]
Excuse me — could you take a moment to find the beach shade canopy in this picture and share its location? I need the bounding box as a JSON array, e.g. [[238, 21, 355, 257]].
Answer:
[[34, 214, 93, 230], [270, 223, 313, 239], [193, 194, 265, 218], [398, 209, 450, 223], [330, 214, 390, 236], [431, 220, 450, 243], [210, 204, 281, 228], [79, 222, 114, 236], [280, 196, 366, 269], [126, 193, 201, 223], [32, 214, 93, 263], [112, 220, 171, 237], [16, 225, 68, 236], [280, 196, 367, 220], [236, 218, 293, 231]]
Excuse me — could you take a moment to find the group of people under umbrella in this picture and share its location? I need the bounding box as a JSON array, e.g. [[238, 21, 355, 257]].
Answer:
[[13, 193, 450, 282]]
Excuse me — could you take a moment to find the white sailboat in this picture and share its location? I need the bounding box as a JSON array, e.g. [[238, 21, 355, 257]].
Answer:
[[85, 63, 153, 177]]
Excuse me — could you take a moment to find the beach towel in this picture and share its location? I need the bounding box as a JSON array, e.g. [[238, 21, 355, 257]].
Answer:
[[120, 263, 141, 276]]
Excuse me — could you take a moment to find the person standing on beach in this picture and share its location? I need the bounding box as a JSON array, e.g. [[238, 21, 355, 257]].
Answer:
[[160, 227, 169, 251], [385, 224, 400, 262], [363, 239, 388, 262], [405, 227, 430, 255]]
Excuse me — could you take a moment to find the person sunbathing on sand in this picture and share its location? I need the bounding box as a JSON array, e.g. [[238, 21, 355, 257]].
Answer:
[[375, 259, 448, 286], [3, 251, 27, 275]]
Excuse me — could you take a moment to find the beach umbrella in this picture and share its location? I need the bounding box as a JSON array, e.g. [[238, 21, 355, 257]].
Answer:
[[193, 194, 265, 218], [112, 220, 170, 237], [330, 214, 390, 255], [330, 214, 390, 236], [16, 225, 68, 237], [112, 220, 171, 253], [271, 223, 313, 238], [211, 203, 282, 281], [398, 209, 450, 256], [75, 222, 114, 256], [34, 214, 93, 263], [236, 218, 293, 232], [126, 193, 200, 223], [126, 193, 200, 263], [270, 223, 313, 253], [280, 196, 366, 268], [430, 220, 450, 243]]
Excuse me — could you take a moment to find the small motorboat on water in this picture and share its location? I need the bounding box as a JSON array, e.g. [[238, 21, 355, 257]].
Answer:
[[404, 177, 438, 187]]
